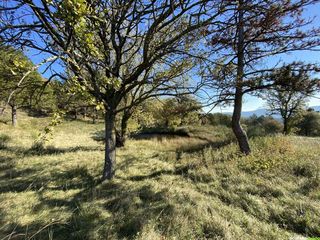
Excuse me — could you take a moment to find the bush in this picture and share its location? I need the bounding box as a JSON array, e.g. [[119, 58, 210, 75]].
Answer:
[[245, 115, 282, 138], [297, 111, 320, 136], [239, 136, 294, 172], [134, 126, 190, 137], [202, 113, 232, 127]]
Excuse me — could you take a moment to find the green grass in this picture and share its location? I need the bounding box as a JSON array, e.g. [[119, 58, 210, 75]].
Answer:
[[0, 112, 320, 239]]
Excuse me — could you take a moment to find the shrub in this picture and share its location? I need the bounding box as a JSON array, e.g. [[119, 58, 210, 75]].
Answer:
[[297, 111, 320, 136], [245, 115, 282, 138], [202, 113, 232, 127], [239, 136, 294, 172]]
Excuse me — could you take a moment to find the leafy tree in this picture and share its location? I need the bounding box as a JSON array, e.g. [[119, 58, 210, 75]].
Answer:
[[133, 99, 163, 130], [202, 113, 231, 127], [29, 80, 61, 116], [297, 109, 320, 136], [43, 79, 98, 121], [63, 88, 94, 121], [125, 96, 201, 133], [1, 0, 224, 180], [114, 61, 197, 147], [0, 46, 44, 126], [244, 115, 282, 137], [204, 0, 320, 154], [174, 96, 202, 126], [150, 96, 201, 128], [264, 65, 318, 134]]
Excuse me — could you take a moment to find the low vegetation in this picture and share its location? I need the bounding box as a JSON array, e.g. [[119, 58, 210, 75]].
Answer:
[[1, 113, 319, 240]]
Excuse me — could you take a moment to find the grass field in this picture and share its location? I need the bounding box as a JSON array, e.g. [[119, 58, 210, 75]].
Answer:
[[0, 112, 320, 239]]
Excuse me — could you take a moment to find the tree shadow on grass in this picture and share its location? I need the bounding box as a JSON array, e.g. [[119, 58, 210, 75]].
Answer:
[[124, 165, 192, 182], [92, 129, 191, 143], [25, 145, 104, 156], [176, 138, 231, 155], [91, 130, 105, 142], [0, 155, 15, 171], [2, 145, 103, 158], [102, 184, 172, 239], [0, 165, 100, 239], [1, 172, 173, 239], [0, 131, 233, 239], [0, 142, 103, 194], [1, 146, 173, 239], [0, 162, 99, 193]]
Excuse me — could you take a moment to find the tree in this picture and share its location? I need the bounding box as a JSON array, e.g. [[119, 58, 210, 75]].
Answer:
[[114, 60, 197, 147], [29, 80, 61, 116], [204, 0, 320, 154], [132, 98, 163, 129], [41, 79, 101, 121], [244, 115, 282, 137], [297, 109, 320, 136], [0, 46, 44, 126], [174, 96, 202, 126], [62, 83, 95, 121], [264, 65, 318, 134], [147, 96, 202, 128], [1, 0, 225, 180], [202, 113, 232, 127]]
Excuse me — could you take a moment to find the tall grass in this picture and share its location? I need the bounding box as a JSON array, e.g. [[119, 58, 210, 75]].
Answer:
[[0, 113, 319, 239]]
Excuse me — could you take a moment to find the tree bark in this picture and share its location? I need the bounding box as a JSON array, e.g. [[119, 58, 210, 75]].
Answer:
[[92, 108, 97, 124], [116, 110, 131, 147], [283, 118, 289, 135], [102, 110, 116, 181], [11, 105, 17, 127], [232, 0, 251, 155], [74, 108, 78, 120], [232, 92, 250, 154], [83, 106, 87, 120]]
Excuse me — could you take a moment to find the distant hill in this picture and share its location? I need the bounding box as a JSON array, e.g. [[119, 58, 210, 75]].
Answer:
[[225, 108, 274, 118], [310, 105, 320, 112], [241, 109, 269, 118], [225, 105, 320, 118]]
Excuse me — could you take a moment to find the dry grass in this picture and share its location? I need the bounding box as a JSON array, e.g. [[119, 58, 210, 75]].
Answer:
[[0, 113, 320, 239]]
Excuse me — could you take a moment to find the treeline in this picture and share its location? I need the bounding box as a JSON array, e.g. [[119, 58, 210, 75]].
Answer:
[[204, 109, 320, 138]]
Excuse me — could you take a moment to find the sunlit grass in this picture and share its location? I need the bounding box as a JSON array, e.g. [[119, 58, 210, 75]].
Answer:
[[0, 113, 319, 239]]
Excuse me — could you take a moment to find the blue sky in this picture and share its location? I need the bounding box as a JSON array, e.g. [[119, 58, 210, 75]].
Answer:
[[18, 1, 320, 112], [210, 3, 320, 113]]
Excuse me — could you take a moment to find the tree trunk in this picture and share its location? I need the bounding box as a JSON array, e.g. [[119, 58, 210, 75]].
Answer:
[[116, 111, 131, 147], [165, 119, 169, 128], [102, 110, 116, 181], [232, 92, 250, 154], [232, 0, 251, 155], [11, 105, 17, 127], [92, 108, 97, 124], [283, 118, 289, 135], [83, 106, 87, 120], [74, 108, 78, 120]]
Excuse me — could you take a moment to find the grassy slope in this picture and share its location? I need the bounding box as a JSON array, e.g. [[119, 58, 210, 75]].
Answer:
[[0, 112, 319, 240]]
